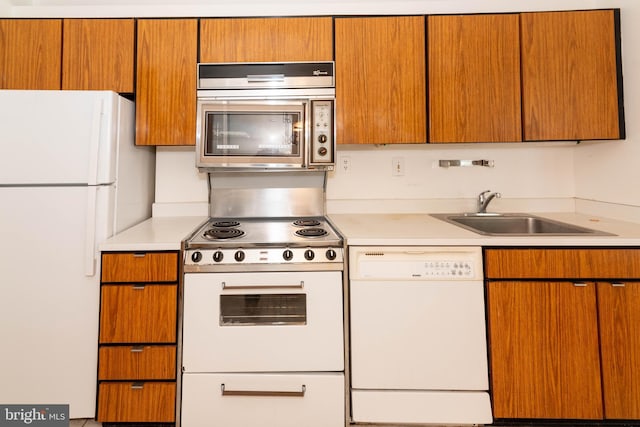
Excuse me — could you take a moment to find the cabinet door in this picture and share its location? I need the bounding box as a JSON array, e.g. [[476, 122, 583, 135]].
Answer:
[[335, 16, 427, 144], [598, 281, 640, 419], [428, 14, 521, 143], [62, 19, 134, 92], [521, 10, 623, 141], [136, 19, 197, 146], [200, 17, 332, 62], [488, 281, 603, 419], [0, 19, 61, 89], [99, 284, 177, 343]]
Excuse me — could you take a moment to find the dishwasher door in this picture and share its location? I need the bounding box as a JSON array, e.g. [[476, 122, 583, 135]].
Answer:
[[348, 246, 491, 425]]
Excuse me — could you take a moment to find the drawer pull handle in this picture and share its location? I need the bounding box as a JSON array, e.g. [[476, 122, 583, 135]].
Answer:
[[130, 346, 144, 353], [133, 253, 146, 258], [221, 281, 304, 290], [131, 382, 144, 390], [573, 282, 589, 287], [220, 383, 306, 397], [612, 282, 626, 287], [132, 284, 145, 290]]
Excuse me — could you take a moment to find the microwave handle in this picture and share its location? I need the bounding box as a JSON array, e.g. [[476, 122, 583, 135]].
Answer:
[[247, 74, 285, 83]]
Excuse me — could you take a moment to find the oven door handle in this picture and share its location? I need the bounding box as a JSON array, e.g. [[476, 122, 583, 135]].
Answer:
[[221, 281, 304, 290], [221, 383, 306, 397]]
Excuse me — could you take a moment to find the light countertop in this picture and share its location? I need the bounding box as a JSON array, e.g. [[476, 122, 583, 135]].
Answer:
[[100, 216, 207, 251], [328, 212, 640, 247], [99, 212, 640, 252]]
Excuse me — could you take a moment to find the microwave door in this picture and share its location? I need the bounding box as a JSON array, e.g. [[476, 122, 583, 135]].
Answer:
[[199, 101, 306, 168]]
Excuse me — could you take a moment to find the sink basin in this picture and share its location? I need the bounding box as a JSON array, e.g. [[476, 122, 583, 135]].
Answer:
[[431, 213, 615, 236]]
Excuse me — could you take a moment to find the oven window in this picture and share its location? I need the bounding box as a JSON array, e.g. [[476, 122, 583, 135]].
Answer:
[[220, 294, 307, 326], [205, 111, 302, 157]]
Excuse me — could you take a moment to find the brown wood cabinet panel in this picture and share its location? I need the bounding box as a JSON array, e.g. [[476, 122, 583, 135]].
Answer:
[[521, 10, 622, 141], [97, 382, 175, 422], [98, 345, 176, 380], [488, 281, 603, 419], [200, 17, 333, 62], [0, 19, 61, 89], [102, 252, 178, 283], [485, 248, 640, 279], [428, 14, 521, 143], [99, 284, 177, 343], [598, 281, 640, 419], [62, 19, 134, 92], [335, 16, 427, 144], [136, 19, 197, 145]]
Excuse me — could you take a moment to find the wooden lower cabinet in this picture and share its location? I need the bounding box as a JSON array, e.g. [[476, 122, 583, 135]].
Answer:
[[487, 280, 603, 419], [97, 382, 176, 423], [598, 281, 640, 419], [485, 248, 640, 421], [97, 251, 179, 424]]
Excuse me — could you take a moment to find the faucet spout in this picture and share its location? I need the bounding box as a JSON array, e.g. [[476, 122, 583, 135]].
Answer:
[[477, 190, 501, 213]]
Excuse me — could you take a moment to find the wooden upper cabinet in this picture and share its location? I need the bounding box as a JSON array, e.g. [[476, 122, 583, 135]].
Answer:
[[136, 19, 198, 146], [62, 19, 134, 92], [200, 17, 333, 62], [428, 14, 522, 143], [335, 16, 427, 144], [521, 10, 623, 141], [0, 19, 61, 89]]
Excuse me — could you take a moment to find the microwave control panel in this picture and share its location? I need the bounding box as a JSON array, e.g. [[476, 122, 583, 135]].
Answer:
[[310, 100, 334, 167]]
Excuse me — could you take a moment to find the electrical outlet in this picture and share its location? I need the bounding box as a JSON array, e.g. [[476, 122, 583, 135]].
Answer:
[[340, 156, 351, 173], [392, 157, 404, 176]]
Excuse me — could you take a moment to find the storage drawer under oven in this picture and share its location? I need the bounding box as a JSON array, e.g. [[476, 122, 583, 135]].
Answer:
[[182, 271, 344, 372], [181, 372, 344, 427]]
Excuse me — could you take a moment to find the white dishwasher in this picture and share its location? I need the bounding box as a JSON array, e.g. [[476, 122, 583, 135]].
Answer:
[[349, 246, 492, 425]]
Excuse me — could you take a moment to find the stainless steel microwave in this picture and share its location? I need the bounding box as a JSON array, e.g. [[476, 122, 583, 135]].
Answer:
[[196, 62, 336, 171]]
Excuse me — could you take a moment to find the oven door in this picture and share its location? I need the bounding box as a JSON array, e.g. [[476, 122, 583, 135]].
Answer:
[[182, 271, 344, 372], [196, 100, 306, 169]]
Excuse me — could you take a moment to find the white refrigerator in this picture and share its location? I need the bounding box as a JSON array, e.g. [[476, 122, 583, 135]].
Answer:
[[0, 90, 155, 418]]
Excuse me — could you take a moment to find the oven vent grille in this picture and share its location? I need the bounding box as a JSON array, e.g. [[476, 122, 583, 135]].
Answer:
[[364, 252, 385, 256]]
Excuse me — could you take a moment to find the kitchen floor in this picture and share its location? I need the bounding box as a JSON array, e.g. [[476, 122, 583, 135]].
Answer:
[[68, 421, 635, 427], [69, 420, 101, 427]]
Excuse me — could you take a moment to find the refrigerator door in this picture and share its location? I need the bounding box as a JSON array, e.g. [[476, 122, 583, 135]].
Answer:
[[0, 90, 122, 186], [0, 185, 114, 417]]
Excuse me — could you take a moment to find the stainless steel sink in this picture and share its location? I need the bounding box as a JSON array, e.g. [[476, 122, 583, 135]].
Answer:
[[431, 213, 615, 236]]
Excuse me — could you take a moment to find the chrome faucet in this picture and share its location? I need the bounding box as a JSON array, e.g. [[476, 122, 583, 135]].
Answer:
[[477, 190, 501, 214]]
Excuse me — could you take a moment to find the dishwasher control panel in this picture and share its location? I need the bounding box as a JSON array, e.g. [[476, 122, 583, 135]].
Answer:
[[350, 246, 483, 281]]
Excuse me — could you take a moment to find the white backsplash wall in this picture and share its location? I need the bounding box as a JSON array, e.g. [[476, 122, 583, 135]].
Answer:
[[326, 143, 577, 214], [154, 143, 578, 216]]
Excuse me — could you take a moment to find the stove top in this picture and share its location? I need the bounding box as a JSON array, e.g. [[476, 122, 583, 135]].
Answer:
[[184, 217, 344, 271], [186, 216, 343, 249]]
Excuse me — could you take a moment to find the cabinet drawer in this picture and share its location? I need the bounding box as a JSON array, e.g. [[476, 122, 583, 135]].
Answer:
[[97, 381, 175, 423], [181, 373, 344, 427], [101, 252, 178, 282], [99, 284, 177, 343], [485, 249, 640, 279], [98, 345, 176, 380]]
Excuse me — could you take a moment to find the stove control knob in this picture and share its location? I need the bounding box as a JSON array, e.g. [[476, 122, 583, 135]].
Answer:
[[191, 251, 202, 263], [326, 249, 337, 260], [304, 249, 315, 261], [234, 250, 245, 262], [283, 249, 294, 261], [213, 251, 224, 263]]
